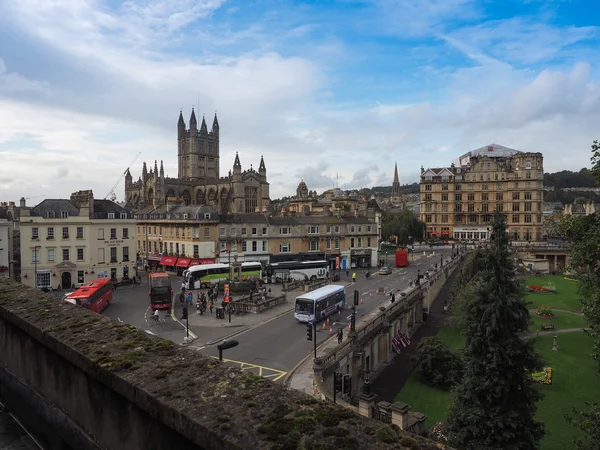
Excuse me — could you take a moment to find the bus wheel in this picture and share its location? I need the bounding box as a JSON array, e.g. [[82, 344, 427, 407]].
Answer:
[[310, 275, 317, 281]]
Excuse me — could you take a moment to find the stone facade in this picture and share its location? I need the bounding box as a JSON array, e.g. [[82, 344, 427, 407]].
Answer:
[[420, 144, 544, 242], [124, 109, 270, 215]]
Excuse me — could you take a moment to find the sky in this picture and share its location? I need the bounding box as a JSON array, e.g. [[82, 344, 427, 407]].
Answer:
[[1, 0, 599, 203]]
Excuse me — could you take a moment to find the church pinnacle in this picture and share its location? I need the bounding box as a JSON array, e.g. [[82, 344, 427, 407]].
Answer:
[[233, 151, 241, 168]]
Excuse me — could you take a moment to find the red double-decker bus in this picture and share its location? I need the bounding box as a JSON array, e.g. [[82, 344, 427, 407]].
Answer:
[[149, 272, 173, 311], [65, 278, 113, 313]]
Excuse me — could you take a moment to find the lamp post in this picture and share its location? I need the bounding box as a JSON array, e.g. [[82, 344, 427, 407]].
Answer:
[[34, 245, 40, 288]]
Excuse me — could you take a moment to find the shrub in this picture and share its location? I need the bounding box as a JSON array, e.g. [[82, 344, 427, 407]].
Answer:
[[411, 336, 463, 389]]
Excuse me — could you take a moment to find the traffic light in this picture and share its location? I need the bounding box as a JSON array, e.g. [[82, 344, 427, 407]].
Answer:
[[182, 306, 188, 320], [334, 373, 343, 393], [306, 322, 313, 341], [343, 375, 351, 394], [354, 290, 359, 306]]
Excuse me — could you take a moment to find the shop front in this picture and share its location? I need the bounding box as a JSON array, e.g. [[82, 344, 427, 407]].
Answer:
[[159, 256, 178, 272], [453, 226, 490, 242], [146, 255, 162, 271], [351, 249, 372, 268], [269, 253, 326, 264]]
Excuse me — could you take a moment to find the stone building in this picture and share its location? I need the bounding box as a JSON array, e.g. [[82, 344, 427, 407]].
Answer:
[[419, 144, 544, 242], [20, 190, 136, 289], [125, 109, 270, 214]]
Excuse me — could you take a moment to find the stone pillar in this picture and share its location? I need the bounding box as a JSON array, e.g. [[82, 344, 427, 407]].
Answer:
[[390, 402, 411, 430], [358, 392, 377, 417], [350, 330, 361, 400], [377, 401, 391, 421]]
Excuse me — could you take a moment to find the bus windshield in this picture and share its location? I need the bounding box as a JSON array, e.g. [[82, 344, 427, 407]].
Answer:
[[295, 299, 314, 314]]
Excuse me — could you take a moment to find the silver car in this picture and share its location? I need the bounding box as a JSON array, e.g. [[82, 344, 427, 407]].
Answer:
[[378, 266, 393, 275]]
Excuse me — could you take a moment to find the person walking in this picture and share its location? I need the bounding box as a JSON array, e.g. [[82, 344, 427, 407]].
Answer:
[[186, 291, 193, 307], [352, 272, 356, 283], [209, 300, 214, 314], [391, 292, 396, 304], [153, 309, 159, 322], [337, 328, 343, 344]]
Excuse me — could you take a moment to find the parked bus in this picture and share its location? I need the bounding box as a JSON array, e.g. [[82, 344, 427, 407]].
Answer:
[[265, 260, 329, 283], [294, 284, 346, 323], [149, 272, 173, 311], [182, 262, 263, 290], [64, 278, 113, 313]]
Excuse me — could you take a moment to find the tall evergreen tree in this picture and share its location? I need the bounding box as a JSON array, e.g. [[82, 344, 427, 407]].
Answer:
[[446, 213, 545, 450]]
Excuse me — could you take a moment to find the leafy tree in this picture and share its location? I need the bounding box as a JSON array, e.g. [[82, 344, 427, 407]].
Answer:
[[381, 210, 425, 245], [557, 140, 600, 450], [411, 337, 463, 390], [446, 213, 545, 450], [575, 197, 589, 205]]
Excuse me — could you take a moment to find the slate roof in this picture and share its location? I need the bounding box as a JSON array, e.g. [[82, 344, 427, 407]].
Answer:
[[30, 199, 81, 217], [467, 143, 521, 158], [0, 209, 8, 220], [92, 200, 133, 219], [220, 214, 269, 225]]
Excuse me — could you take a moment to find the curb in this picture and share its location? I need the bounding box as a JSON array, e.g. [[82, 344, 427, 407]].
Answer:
[[171, 299, 198, 339]]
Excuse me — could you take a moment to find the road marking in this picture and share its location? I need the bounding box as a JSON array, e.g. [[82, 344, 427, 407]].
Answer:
[[208, 356, 287, 382]]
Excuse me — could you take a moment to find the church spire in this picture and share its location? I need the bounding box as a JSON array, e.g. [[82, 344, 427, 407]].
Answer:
[[392, 161, 400, 197], [160, 160, 164, 178], [200, 115, 208, 133], [259, 155, 266, 174], [233, 151, 241, 168], [178, 110, 185, 125]]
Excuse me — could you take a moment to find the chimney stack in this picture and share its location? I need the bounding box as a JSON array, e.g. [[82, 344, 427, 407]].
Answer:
[[19, 197, 26, 208]]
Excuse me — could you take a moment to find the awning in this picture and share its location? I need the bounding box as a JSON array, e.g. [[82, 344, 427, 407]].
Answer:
[[159, 256, 178, 266], [176, 258, 191, 268], [189, 260, 201, 267], [441, 232, 450, 235], [147, 256, 162, 262]]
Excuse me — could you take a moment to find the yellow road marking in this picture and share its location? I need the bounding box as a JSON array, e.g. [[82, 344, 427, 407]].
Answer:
[[208, 356, 287, 381]]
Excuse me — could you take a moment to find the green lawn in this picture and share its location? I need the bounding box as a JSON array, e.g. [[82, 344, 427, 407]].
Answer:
[[396, 332, 599, 450], [437, 325, 465, 350], [524, 275, 582, 312], [528, 311, 588, 333]]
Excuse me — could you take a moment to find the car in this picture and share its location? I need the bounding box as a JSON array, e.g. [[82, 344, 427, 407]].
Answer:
[[378, 266, 393, 275]]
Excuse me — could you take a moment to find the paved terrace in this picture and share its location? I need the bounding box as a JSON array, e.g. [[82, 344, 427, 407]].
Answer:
[[0, 279, 448, 450]]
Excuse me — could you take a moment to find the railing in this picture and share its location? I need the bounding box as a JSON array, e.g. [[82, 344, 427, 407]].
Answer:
[[371, 406, 392, 424]]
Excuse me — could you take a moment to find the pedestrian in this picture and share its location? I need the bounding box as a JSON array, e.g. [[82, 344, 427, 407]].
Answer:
[[346, 270, 349, 278], [209, 300, 214, 314], [337, 328, 343, 344], [391, 293, 396, 304], [352, 272, 356, 283], [144, 265, 148, 273], [186, 291, 193, 307], [153, 309, 159, 322], [179, 290, 185, 304]]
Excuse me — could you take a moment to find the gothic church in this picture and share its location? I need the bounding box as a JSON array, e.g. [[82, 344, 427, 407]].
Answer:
[[125, 109, 270, 214]]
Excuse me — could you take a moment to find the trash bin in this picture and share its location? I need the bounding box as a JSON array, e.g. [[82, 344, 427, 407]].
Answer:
[[216, 307, 225, 319]]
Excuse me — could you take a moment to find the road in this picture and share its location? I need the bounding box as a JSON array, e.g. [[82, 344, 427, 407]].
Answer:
[[101, 281, 186, 343], [197, 247, 455, 374]]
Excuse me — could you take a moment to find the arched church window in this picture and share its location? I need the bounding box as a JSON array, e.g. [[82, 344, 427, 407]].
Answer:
[[182, 190, 191, 206], [245, 187, 258, 213], [147, 188, 154, 203], [166, 189, 176, 199]]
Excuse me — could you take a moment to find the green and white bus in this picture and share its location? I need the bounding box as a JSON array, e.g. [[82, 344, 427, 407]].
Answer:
[[182, 262, 263, 290]]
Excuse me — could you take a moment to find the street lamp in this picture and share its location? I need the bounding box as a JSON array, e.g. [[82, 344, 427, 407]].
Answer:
[[34, 245, 40, 288]]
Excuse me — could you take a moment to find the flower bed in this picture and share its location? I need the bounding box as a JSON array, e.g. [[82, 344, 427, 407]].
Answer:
[[530, 367, 552, 385], [534, 304, 555, 319]]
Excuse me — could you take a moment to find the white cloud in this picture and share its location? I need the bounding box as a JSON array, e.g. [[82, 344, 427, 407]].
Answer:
[[0, 0, 599, 204]]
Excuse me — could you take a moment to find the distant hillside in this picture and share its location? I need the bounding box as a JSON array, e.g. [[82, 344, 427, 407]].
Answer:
[[543, 168, 595, 189]]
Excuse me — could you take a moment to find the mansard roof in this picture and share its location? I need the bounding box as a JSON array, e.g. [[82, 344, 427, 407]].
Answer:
[[30, 199, 81, 217], [93, 200, 133, 218], [220, 213, 269, 225]]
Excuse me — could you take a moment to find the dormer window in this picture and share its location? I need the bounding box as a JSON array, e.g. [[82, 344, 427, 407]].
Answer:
[[204, 213, 211, 220], [47, 211, 56, 219], [108, 213, 115, 219], [60, 211, 69, 218], [183, 214, 189, 219], [120, 213, 127, 219]]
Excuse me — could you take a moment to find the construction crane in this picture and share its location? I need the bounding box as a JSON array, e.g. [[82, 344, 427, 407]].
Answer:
[[105, 152, 141, 202], [25, 195, 46, 201]]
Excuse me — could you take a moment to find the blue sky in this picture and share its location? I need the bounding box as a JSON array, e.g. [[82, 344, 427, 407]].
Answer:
[[1, 0, 599, 202]]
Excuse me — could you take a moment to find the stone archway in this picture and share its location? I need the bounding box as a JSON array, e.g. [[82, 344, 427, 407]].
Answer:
[[61, 271, 72, 289], [166, 189, 176, 199], [208, 188, 216, 205]]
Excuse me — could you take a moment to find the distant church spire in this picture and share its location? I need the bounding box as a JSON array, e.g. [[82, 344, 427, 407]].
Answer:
[[259, 155, 266, 173], [392, 162, 400, 197], [189, 108, 197, 131], [234, 151, 241, 168]]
